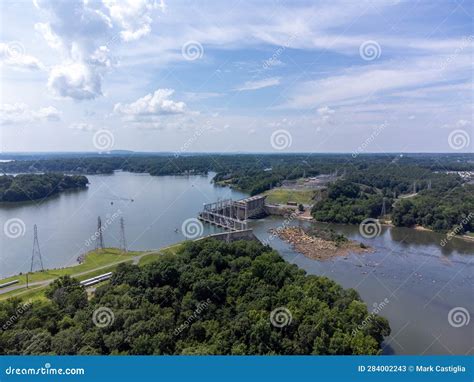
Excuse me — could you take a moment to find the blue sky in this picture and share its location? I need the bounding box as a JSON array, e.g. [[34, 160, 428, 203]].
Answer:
[[0, 0, 472, 153]]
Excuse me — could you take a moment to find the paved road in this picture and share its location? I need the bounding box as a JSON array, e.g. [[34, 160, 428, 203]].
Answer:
[[0, 251, 160, 297]]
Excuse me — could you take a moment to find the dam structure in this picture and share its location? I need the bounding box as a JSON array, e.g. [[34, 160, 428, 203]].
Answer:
[[198, 195, 266, 231]]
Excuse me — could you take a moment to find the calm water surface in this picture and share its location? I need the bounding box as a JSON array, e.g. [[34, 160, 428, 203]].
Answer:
[[251, 218, 473, 355], [0, 172, 472, 355], [1, 171, 245, 277]]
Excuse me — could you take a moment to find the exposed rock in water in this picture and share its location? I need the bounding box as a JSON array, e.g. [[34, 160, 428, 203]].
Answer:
[[269, 226, 373, 260]]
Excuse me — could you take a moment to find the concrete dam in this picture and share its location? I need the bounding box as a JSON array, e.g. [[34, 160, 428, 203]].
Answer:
[[198, 195, 267, 231]]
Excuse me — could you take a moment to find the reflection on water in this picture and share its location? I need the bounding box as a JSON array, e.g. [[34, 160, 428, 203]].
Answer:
[[388, 226, 473, 256], [0, 172, 246, 278], [250, 217, 473, 356], [0, 172, 472, 355]]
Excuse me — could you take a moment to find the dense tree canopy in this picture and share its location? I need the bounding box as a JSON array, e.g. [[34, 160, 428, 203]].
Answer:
[[391, 185, 474, 232], [0, 240, 390, 355], [312, 165, 473, 233], [312, 180, 388, 224], [1, 153, 471, 232], [0, 174, 88, 202]]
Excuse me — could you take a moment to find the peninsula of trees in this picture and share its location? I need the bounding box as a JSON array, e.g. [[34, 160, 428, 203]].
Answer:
[[1, 153, 472, 233], [0, 174, 88, 203], [0, 239, 390, 355]]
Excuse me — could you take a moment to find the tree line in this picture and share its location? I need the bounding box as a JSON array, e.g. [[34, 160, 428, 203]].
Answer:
[[0, 239, 390, 355], [0, 174, 88, 203], [1, 153, 471, 232]]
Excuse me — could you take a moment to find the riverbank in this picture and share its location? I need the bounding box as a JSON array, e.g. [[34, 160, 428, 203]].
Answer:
[[278, 210, 474, 243], [0, 173, 89, 203], [0, 244, 183, 302], [270, 226, 372, 260]]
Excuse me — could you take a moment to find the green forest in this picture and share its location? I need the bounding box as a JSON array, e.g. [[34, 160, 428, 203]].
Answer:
[[312, 172, 474, 233], [312, 180, 387, 225], [0, 240, 390, 355], [391, 185, 474, 232], [0, 174, 88, 203], [1, 153, 472, 232]]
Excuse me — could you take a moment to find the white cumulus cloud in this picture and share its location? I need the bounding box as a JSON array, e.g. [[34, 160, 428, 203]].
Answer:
[[33, 0, 163, 100], [103, 0, 164, 42], [114, 89, 187, 118], [0, 103, 61, 125], [48, 62, 102, 100], [0, 42, 44, 71]]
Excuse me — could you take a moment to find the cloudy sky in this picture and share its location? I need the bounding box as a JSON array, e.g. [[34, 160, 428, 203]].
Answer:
[[0, 0, 472, 153]]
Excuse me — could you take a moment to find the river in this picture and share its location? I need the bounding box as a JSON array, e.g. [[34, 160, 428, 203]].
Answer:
[[0, 172, 472, 355]]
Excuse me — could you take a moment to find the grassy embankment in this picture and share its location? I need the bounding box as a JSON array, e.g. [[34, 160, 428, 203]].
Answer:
[[264, 188, 315, 205], [0, 244, 183, 302]]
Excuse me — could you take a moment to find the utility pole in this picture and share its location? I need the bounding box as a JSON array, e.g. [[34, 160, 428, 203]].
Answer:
[[96, 216, 105, 251], [119, 217, 127, 253], [30, 224, 44, 272], [380, 197, 387, 217]]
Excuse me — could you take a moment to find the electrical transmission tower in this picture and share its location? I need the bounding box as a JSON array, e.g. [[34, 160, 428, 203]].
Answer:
[[30, 224, 44, 272], [119, 217, 127, 253], [96, 216, 105, 251], [380, 197, 387, 217]]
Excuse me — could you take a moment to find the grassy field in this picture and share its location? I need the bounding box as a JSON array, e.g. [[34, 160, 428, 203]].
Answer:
[[138, 243, 183, 266], [0, 285, 47, 302], [264, 188, 315, 205], [0, 245, 183, 302], [0, 248, 140, 287]]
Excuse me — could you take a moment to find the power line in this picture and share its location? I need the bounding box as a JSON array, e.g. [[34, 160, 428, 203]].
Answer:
[[96, 216, 105, 251], [380, 197, 387, 217], [30, 224, 44, 272], [119, 217, 127, 253]]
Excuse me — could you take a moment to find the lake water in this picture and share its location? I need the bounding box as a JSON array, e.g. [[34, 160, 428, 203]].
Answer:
[[1, 172, 472, 355]]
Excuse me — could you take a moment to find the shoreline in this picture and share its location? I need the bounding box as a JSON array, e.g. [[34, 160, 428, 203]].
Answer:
[[0, 245, 183, 301], [0, 185, 88, 206], [270, 226, 373, 261], [288, 210, 474, 244]]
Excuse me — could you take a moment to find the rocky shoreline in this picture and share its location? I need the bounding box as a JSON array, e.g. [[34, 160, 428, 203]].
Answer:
[[270, 226, 373, 260]]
